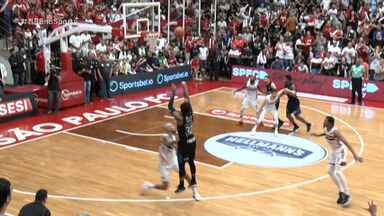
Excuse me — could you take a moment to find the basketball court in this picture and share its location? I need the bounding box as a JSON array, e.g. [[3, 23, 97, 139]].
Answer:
[[0, 81, 382, 215]]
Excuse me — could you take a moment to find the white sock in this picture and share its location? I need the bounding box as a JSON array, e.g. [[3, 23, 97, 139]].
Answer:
[[144, 181, 155, 189], [191, 185, 199, 195]]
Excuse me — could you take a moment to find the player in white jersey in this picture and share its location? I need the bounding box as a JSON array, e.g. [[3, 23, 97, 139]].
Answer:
[[234, 76, 261, 125], [311, 116, 363, 207], [252, 88, 285, 135], [140, 123, 190, 194]]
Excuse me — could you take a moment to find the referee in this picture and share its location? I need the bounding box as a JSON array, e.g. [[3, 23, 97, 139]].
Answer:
[[350, 58, 366, 105]]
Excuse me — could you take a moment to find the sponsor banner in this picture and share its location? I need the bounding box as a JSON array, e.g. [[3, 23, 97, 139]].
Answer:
[[0, 93, 38, 122], [231, 65, 384, 102], [35, 81, 85, 109], [108, 65, 192, 96], [59, 81, 85, 109], [204, 132, 327, 168]]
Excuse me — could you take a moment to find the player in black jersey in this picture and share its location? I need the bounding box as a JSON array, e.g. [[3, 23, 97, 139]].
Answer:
[[263, 75, 284, 130], [168, 81, 200, 201], [283, 75, 311, 133]]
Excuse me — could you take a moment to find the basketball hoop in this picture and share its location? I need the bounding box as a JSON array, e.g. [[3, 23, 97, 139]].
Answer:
[[121, 2, 161, 39]]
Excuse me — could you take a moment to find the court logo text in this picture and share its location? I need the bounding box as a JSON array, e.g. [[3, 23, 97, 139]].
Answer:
[[204, 132, 327, 168]]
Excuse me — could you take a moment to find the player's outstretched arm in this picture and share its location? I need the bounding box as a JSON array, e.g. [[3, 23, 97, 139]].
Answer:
[[168, 83, 177, 112], [276, 89, 285, 98], [168, 83, 183, 123], [335, 130, 363, 163], [257, 85, 265, 95], [181, 81, 190, 103], [234, 81, 247, 93]]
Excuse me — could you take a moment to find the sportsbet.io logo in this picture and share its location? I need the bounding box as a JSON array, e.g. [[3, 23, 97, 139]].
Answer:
[[109, 79, 154, 93], [156, 72, 190, 85], [110, 80, 119, 93], [204, 132, 327, 168]]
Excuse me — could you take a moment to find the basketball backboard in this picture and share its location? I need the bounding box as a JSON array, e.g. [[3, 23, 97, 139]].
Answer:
[[121, 2, 161, 39]]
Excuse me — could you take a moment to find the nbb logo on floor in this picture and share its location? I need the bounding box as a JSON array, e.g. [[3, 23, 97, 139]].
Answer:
[[204, 132, 327, 168], [108, 65, 192, 96]]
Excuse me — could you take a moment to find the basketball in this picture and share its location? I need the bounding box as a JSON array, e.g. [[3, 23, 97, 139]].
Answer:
[[175, 26, 184, 39]]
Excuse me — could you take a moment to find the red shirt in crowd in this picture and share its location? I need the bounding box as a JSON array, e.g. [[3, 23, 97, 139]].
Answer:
[[232, 37, 245, 49], [126, 40, 134, 49], [259, 14, 268, 28], [304, 35, 314, 46], [191, 58, 200, 70], [322, 23, 334, 39], [357, 45, 369, 63], [229, 18, 240, 32], [358, 5, 368, 22], [305, 15, 316, 26], [35, 51, 45, 73], [320, 50, 326, 59], [279, 11, 288, 28], [185, 36, 193, 53]]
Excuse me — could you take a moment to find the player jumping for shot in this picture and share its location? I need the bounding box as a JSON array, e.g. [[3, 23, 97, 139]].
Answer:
[[168, 81, 200, 201]]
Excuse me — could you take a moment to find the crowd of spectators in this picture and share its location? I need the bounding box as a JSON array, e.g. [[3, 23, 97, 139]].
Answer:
[[1, 0, 191, 104], [202, 0, 384, 81]]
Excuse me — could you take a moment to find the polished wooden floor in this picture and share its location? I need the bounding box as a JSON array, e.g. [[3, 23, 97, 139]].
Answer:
[[1, 87, 383, 216]]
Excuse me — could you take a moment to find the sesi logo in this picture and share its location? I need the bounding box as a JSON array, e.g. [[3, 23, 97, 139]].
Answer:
[[0, 98, 32, 117]]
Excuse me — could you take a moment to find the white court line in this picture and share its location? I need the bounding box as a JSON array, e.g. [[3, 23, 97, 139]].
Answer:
[[64, 131, 142, 152], [64, 131, 224, 170], [297, 92, 348, 103], [6, 87, 365, 203], [115, 129, 165, 137], [1, 87, 225, 200], [50, 105, 363, 203], [220, 162, 234, 169], [13, 100, 364, 203], [164, 115, 174, 119]]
